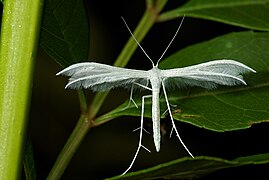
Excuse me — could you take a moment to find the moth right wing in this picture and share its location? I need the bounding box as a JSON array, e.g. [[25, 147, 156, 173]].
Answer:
[[161, 60, 256, 89], [57, 62, 149, 91]]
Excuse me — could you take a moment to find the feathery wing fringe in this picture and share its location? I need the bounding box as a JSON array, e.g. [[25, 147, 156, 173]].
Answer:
[[57, 60, 255, 91], [161, 60, 255, 89], [57, 62, 148, 91]]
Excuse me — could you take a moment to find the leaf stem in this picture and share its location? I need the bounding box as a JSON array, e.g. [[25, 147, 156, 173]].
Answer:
[[47, 114, 90, 180], [47, 1, 168, 179], [77, 90, 88, 113], [0, 0, 44, 179], [89, 0, 168, 119]]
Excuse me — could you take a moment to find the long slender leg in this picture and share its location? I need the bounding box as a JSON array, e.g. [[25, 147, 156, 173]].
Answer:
[[123, 83, 152, 134], [133, 127, 150, 134], [122, 82, 152, 111], [161, 81, 194, 158], [162, 104, 177, 116], [134, 82, 152, 91], [121, 95, 152, 176], [122, 85, 138, 110]]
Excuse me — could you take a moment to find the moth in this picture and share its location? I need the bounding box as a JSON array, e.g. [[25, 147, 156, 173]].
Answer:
[[57, 16, 256, 175]]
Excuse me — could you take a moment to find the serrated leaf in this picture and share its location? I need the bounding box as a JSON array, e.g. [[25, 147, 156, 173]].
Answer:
[[159, 0, 269, 31], [96, 31, 269, 132], [40, 0, 89, 67], [107, 153, 269, 179]]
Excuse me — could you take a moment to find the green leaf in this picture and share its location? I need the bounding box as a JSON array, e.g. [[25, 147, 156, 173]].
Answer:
[[107, 153, 269, 179], [97, 31, 269, 132], [40, 0, 89, 67], [159, 0, 269, 31]]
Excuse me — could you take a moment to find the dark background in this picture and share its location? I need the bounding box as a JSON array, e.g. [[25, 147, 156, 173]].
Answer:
[[1, 0, 269, 179]]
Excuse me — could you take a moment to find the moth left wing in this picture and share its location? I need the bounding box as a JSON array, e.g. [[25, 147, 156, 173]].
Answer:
[[161, 60, 255, 89], [57, 62, 149, 91]]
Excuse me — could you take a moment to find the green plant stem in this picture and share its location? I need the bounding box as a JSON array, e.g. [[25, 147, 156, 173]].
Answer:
[[77, 90, 88, 113], [47, 1, 168, 179], [89, 0, 168, 120], [0, 0, 44, 179], [47, 114, 90, 180]]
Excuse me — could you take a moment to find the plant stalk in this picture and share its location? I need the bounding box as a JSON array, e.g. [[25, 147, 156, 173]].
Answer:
[[0, 0, 44, 179], [89, 0, 168, 120], [47, 0, 168, 179], [47, 114, 90, 180]]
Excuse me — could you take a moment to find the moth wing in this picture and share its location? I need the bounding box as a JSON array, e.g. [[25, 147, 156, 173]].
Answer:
[[161, 60, 255, 89], [57, 62, 149, 91]]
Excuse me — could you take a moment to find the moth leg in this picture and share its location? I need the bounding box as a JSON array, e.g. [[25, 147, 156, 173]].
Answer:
[[170, 127, 174, 138], [133, 82, 152, 91], [133, 127, 150, 134], [162, 104, 177, 116], [129, 82, 154, 134], [122, 82, 151, 111], [122, 85, 138, 110], [163, 104, 178, 138], [161, 81, 194, 158], [160, 91, 177, 115], [121, 94, 152, 176], [131, 82, 153, 133]]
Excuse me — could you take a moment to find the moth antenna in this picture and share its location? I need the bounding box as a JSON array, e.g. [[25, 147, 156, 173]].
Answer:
[[121, 17, 155, 67], [156, 15, 185, 67]]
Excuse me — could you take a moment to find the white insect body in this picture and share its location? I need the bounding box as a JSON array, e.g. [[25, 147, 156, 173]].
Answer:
[[57, 17, 256, 175]]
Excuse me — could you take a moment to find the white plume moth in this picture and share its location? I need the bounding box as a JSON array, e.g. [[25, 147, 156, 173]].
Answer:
[[57, 16, 256, 175]]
